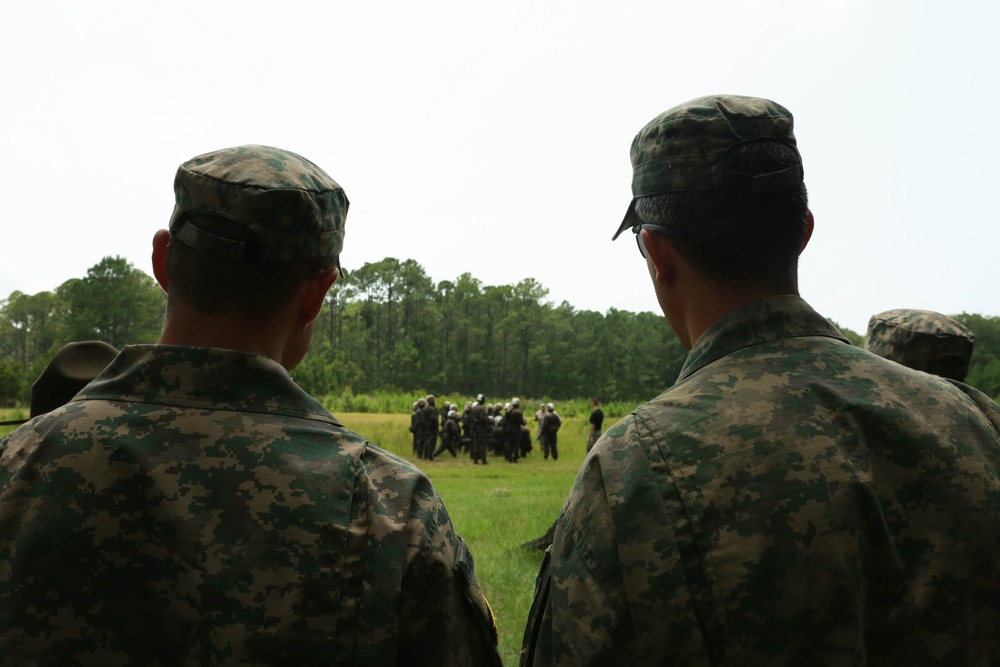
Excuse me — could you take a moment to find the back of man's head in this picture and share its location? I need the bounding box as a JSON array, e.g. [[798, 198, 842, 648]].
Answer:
[[865, 309, 975, 381], [165, 145, 349, 321], [613, 95, 808, 292]]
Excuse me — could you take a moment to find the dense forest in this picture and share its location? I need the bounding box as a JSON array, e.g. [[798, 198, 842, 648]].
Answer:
[[2, 255, 999, 405]]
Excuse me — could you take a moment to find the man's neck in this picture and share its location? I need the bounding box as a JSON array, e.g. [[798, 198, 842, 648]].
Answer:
[[678, 283, 799, 350], [158, 304, 291, 362]]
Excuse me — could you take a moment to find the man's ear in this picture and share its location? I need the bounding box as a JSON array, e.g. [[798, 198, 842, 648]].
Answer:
[[151, 229, 171, 293], [800, 209, 815, 254], [298, 267, 339, 327], [642, 228, 678, 286]]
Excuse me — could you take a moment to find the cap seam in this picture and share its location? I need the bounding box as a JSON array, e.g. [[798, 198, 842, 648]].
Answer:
[[182, 166, 343, 195]]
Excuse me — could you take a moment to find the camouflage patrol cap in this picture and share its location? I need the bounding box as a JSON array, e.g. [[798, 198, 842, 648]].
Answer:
[[612, 95, 803, 240], [865, 309, 975, 381], [168, 145, 349, 265]]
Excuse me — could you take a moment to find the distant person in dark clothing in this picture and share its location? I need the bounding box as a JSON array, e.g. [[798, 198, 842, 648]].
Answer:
[[505, 397, 526, 462], [541, 403, 561, 461], [470, 396, 490, 465], [586, 398, 604, 453], [434, 410, 461, 458], [421, 394, 439, 460]]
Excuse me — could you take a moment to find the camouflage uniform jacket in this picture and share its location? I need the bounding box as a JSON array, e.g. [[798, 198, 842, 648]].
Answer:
[[521, 295, 1000, 666], [0, 345, 501, 667]]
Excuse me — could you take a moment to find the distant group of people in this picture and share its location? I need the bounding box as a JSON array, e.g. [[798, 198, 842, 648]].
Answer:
[[410, 395, 564, 464], [2, 95, 999, 667]]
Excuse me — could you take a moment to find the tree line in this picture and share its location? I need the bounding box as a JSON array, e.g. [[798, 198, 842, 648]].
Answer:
[[2, 255, 999, 405]]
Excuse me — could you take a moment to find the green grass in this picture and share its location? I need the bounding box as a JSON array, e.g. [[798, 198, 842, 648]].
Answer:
[[0, 407, 616, 666], [0, 409, 29, 438]]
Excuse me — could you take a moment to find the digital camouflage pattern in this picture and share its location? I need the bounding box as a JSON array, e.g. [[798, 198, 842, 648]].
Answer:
[[865, 308, 975, 381], [522, 295, 1000, 666], [168, 145, 349, 264], [0, 346, 501, 666], [613, 95, 804, 240]]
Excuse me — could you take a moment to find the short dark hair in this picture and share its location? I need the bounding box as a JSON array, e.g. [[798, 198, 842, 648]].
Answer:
[[166, 216, 336, 321], [634, 141, 808, 292]]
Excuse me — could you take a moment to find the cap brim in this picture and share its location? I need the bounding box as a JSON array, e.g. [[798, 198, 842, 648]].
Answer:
[[611, 199, 639, 241]]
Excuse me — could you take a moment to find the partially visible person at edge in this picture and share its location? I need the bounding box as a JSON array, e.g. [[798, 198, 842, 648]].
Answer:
[[0, 340, 118, 429], [520, 95, 1000, 666], [865, 308, 975, 382], [585, 397, 604, 453], [0, 145, 501, 667], [410, 399, 423, 455]]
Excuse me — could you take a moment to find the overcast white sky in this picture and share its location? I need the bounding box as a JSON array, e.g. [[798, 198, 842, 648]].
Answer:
[[2, 0, 996, 334]]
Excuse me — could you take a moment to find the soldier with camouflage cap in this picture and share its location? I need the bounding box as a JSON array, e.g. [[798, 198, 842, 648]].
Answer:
[[865, 308, 975, 381], [521, 96, 1000, 666], [0, 145, 501, 666]]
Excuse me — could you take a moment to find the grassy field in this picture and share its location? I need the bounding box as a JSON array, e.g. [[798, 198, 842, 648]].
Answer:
[[0, 407, 602, 665]]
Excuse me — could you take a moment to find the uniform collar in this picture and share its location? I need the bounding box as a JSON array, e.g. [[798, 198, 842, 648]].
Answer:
[[678, 295, 849, 382]]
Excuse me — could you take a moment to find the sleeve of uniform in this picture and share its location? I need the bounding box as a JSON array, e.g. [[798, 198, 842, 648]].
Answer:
[[396, 475, 502, 667], [522, 410, 715, 666], [522, 415, 650, 666], [947, 379, 1000, 436]]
